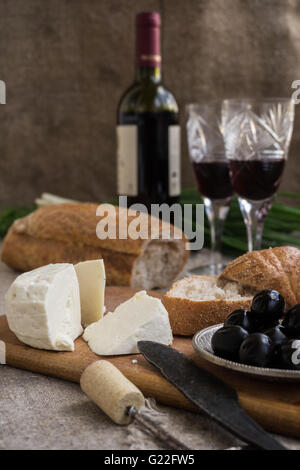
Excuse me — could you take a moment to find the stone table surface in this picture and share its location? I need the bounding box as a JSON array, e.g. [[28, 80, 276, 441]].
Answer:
[[0, 259, 300, 450]]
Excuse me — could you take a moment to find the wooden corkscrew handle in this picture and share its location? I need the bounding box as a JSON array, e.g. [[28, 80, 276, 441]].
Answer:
[[80, 360, 191, 450], [80, 360, 145, 425]]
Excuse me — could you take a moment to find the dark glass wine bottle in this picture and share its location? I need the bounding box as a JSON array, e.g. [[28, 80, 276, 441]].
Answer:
[[117, 12, 180, 211]]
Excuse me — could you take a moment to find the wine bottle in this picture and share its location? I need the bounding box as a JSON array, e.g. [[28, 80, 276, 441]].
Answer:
[[117, 11, 181, 211]]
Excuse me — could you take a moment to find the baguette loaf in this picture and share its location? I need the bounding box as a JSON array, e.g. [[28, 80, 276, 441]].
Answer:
[[1, 203, 189, 290], [163, 275, 253, 335], [219, 246, 300, 309]]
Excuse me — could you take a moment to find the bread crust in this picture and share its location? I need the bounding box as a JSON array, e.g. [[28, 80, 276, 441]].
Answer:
[[1, 203, 189, 288], [1, 231, 135, 286], [219, 246, 300, 309], [163, 276, 252, 336]]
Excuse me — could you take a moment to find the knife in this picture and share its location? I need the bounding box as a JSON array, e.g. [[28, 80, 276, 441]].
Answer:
[[138, 341, 286, 450]]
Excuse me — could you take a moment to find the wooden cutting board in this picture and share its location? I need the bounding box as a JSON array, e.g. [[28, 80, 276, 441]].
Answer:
[[0, 286, 299, 439]]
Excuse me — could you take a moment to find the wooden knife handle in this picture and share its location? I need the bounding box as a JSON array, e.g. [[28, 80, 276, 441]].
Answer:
[[80, 360, 145, 425]]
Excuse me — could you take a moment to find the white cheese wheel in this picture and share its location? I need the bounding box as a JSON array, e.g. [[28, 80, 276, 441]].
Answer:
[[6, 263, 83, 351]]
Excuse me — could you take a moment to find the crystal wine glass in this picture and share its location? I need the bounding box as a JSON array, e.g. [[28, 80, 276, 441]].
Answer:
[[186, 103, 233, 275], [222, 98, 295, 252]]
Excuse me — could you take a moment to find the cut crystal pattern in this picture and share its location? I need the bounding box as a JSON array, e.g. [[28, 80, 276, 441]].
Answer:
[[222, 101, 294, 160]]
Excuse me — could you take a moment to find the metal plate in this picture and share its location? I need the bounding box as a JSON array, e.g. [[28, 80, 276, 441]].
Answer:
[[193, 324, 300, 383]]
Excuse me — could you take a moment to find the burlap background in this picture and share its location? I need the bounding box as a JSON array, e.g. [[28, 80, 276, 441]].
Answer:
[[0, 0, 299, 208]]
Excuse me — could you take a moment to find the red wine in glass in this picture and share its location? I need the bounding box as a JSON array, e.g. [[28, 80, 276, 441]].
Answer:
[[192, 159, 233, 275], [229, 158, 286, 200], [192, 161, 233, 200]]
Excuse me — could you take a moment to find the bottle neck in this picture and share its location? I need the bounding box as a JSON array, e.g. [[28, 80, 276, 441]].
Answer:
[[136, 65, 161, 83], [136, 13, 161, 84]]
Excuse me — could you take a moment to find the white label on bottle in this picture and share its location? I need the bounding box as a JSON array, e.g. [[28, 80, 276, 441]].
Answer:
[[117, 125, 138, 196], [168, 125, 181, 196]]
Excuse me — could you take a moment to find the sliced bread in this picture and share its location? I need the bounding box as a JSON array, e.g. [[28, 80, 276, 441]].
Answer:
[[219, 246, 300, 309], [163, 275, 253, 336]]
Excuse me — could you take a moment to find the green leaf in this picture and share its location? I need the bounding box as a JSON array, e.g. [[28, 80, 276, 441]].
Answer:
[[179, 189, 300, 255], [0, 204, 36, 238]]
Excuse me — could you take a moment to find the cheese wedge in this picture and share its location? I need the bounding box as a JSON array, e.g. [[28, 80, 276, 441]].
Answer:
[[75, 259, 106, 326], [83, 290, 173, 355], [5, 263, 83, 351]]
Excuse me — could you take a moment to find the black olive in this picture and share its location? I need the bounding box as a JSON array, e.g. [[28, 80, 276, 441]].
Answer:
[[263, 325, 288, 367], [263, 325, 288, 346], [224, 309, 254, 332], [250, 289, 285, 329], [282, 304, 300, 338], [211, 326, 248, 361], [239, 333, 273, 367], [280, 339, 300, 370]]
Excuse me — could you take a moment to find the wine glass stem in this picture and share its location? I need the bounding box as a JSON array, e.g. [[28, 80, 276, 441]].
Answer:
[[238, 197, 273, 252], [203, 197, 231, 275], [246, 218, 263, 252]]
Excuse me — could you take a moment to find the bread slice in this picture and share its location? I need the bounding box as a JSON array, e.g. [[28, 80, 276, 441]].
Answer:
[[1, 203, 189, 290], [163, 275, 253, 336], [219, 246, 300, 309]]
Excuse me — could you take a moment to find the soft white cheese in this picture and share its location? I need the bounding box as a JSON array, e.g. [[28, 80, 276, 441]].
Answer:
[[5, 264, 83, 351], [83, 290, 173, 355], [75, 259, 106, 327]]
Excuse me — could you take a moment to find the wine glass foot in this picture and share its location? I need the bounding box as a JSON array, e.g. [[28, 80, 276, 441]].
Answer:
[[209, 260, 224, 277]]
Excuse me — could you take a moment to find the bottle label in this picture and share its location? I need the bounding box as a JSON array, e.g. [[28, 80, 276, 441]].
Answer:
[[168, 125, 181, 196], [117, 125, 138, 196]]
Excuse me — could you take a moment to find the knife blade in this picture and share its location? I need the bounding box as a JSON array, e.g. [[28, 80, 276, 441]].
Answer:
[[138, 341, 286, 450]]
